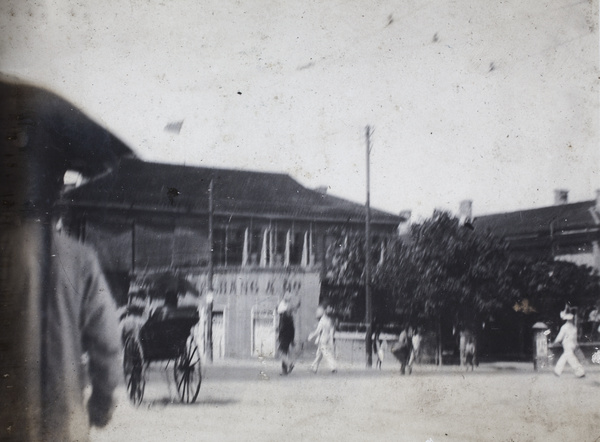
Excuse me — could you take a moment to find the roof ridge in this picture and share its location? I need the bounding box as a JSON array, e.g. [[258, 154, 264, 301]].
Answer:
[[64, 159, 401, 224], [477, 199, 595, 219], [126, 158, 292, 178]]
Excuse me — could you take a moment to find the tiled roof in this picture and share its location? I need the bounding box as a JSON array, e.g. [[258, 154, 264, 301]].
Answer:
[[474, 200, 599, 238], [64, 159, 401, 226]]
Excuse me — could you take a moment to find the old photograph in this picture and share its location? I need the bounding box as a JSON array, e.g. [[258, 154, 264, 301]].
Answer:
[[1, 0, 599, 440]]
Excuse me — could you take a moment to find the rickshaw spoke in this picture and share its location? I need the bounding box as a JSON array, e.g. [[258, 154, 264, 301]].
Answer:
[[185, 376, 190, 402], [188, 346, 198, 364]]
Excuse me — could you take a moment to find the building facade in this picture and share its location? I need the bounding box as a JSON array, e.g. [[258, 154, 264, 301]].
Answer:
[[59, 158, 402, 358], [474, 190, 600, 272], [468, 190, 600, 360]]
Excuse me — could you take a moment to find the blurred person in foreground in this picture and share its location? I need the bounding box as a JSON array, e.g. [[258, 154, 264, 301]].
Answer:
[[0, 76, 134, 440], [553, 308, 585, 378]]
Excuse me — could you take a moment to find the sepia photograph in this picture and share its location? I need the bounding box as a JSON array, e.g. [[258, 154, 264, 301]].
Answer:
[[1, 0, 599, 440]]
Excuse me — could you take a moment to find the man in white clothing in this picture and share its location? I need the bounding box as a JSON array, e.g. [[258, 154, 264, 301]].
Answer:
[[308, 306, 337, 373], [408, 328, 422, 373], [553, 311, 585, 378]]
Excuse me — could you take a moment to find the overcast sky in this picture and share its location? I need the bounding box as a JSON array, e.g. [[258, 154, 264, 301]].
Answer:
[[1, 0, 598, 219]]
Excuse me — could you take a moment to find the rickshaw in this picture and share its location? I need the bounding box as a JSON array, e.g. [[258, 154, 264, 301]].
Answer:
[[120, 272, 203, 405]]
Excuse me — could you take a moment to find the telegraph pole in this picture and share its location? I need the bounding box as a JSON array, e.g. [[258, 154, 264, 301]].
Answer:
[[207, 179, 214, 362], [365, 126, 373, 368]]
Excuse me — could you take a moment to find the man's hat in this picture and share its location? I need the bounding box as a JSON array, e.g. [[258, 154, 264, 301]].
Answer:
[[277, 300, 289, 314], [1, 76, 136, 217]]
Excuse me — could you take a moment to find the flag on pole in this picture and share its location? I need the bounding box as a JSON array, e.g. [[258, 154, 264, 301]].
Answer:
[[164, 120, 184, 134]]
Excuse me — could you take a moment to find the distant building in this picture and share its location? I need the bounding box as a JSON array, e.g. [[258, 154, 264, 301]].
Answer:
[[59, 158, 402, 358], [474, 190, 600, 271], [450, 192, 600, 361]]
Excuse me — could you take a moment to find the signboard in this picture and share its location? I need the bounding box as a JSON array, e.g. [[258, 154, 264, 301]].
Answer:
[[191, 269, 320, 358]]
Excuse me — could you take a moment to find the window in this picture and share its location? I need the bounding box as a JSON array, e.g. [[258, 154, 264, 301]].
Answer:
[[290, 232, 304, 265], [227, 228, 245, 266]]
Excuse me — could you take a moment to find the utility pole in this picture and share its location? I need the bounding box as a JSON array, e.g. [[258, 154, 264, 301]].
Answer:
[[207, 179, 214, 362], [131, 221, 136, 275], [365, 125, 373, 368]]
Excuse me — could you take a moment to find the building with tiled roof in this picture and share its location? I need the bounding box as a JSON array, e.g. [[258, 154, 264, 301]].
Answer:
[[61, 158, 401, 272], [59, 158, 403, 359], [474, 190, 600, 270], [64, 158, 399, 226]]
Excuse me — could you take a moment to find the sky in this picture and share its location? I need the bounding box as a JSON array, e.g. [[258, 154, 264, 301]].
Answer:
[[1, 0, 598, 220]]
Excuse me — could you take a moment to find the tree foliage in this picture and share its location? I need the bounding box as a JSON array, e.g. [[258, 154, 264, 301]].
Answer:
[[323, 210, 600, 330], [375, 211, 517, 329], [507, 257, 600, 327], [325, 230, 366, 288]]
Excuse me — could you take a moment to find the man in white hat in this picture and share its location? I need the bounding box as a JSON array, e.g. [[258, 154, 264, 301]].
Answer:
[[553, 309, 585, 378], [277, 293, 299, 375]]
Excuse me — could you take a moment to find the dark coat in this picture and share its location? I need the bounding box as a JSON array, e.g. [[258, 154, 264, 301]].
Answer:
[[278, 312, 295, 351]]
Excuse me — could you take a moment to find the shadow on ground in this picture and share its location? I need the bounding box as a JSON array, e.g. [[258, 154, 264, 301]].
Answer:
[[145, 396, 239, 408]]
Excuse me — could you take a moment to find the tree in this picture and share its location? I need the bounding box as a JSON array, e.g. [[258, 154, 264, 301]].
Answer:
[[377, 212, 516, 322], [324, 212, 517, 331], [323, 211, 600, 362], [375, 211, 517, 363], [322, 228, 394, 323], [508, 257, 600, 328], [322, 229, 369, 322]]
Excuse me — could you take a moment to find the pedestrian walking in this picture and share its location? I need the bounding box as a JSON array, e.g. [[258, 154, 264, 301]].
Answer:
[[459, 329, 478, 368], [391, 328, 412, 375], [408, 327, 422, 373], [587, 306, 600, 340], [464, 336, 475, 371], [308, 306, 337, 373], [277, 293, 299, 375], [553, 309, 585, 378], [0, 78, 128, 441], [373, 325, 386, 369]]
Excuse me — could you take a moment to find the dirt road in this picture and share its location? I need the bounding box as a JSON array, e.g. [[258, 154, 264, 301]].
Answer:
[[92, 358, 600, 442]]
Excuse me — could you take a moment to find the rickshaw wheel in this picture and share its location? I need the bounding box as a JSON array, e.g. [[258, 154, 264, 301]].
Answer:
[[123, 335, 145, 406], [174, 336, 202, 403]]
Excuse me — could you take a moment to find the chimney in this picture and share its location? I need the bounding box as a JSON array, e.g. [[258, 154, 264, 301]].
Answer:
[[458, 200, 474, 229], [554, 189, 569, 205], [399, 210, 412, 221], [397, 210, 412, 235], [314, 185, 328, 195], [458, 200, 472, 220]]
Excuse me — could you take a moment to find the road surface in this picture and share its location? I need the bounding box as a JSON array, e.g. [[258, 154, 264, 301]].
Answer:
[[92, 357, 600, 442]]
